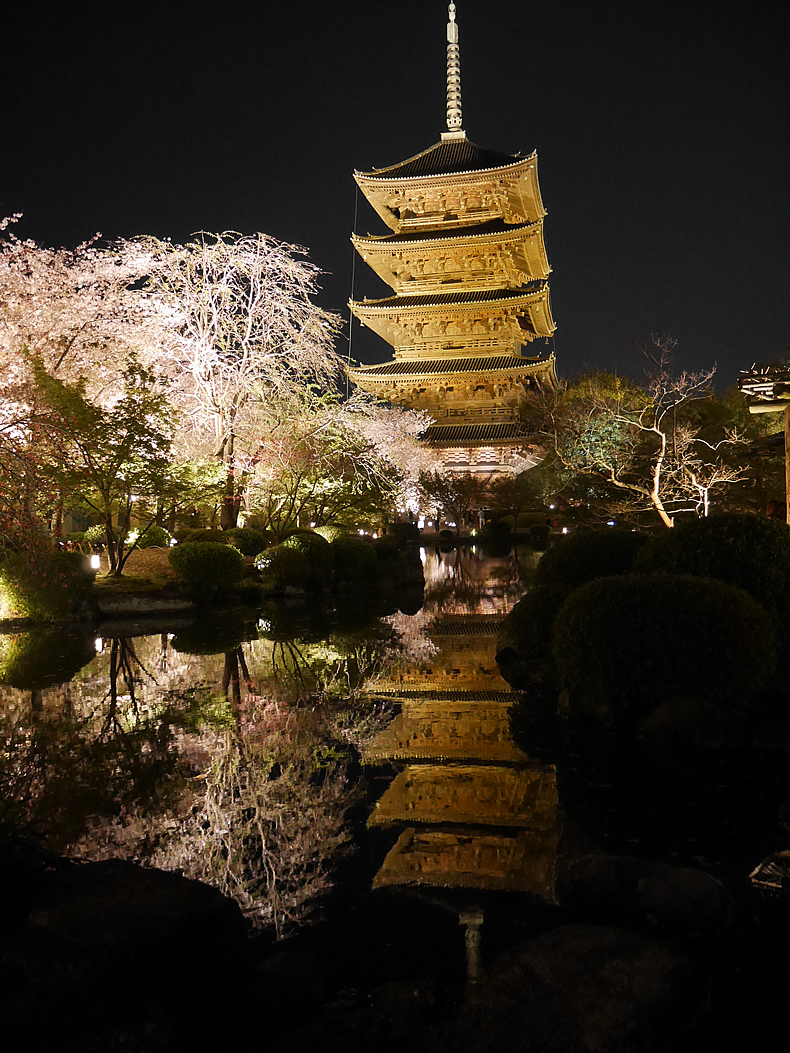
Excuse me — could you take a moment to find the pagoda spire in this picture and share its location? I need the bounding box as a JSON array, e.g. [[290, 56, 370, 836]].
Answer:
[[443, 3, 466, 140]]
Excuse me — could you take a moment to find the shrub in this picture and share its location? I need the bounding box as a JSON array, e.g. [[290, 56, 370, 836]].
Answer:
[[517, 512, 550, 529], [167, 541, 245, 599], [0, 550, 96, 621], [254, 545, 310, 593], [180, 528, 234, 546], [374, 536, 402, 566], [281, 531, 333, 591], [527, 523, 552, 550], [497, 582, 574, 684], [313, 524, 345, 543], [330, 534, 378, 586], [388, 521, 420, 544], [634, 513, 790, 616], [84, 523, 108, 548], [223, 527, 272, 555], [128, 524, 173, 549], [534, 528, 648, 589], [551, 573, 776, 724]]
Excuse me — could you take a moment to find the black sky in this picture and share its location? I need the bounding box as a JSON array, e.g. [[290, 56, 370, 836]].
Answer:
[[2, 0, 787, 388]]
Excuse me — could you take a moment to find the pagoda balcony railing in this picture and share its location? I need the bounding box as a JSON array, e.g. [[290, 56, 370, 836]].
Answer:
[[396, 338, 522, 357]]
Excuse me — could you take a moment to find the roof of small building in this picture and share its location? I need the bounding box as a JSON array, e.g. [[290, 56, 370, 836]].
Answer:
[[357, 138, 529, 181], [424, 421, 536, 444]]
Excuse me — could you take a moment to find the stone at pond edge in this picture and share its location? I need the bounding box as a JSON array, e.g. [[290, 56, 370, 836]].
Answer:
[[557, 855, 734, 934], [3, 858, 247, 1026], [428, 924, 703, 1053]]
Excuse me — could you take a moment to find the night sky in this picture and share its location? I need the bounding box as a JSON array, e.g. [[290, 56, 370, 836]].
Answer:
[[3, 1, 787, 389]]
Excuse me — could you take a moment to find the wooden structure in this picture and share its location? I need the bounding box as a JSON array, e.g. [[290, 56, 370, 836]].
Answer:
[[738, 365, 790, 523], [348, 4, 556, 477]]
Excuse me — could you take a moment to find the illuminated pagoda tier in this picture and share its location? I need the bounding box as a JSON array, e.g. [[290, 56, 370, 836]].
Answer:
[[348, 3, 557, 476]]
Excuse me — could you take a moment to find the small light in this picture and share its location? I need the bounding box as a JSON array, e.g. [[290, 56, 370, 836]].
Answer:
[[549, 504, 556, 510], [358, 529, 365, 535], [372, 532, 378, 538], [94, 637, 103, 653], [90, 554, 101, 570], [562, 526, 568, 534], [310, 522, 316, 528], [169, 538, 177, 546], [418, 518, 426, 528], [607, 520, 616, 527]]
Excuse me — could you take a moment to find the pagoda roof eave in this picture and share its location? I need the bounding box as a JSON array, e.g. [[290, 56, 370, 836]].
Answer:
[[351, 217, 543, 249], [347, 354, 555, 382], [350, 285, 548, 313], [354, 139, 535, 183]]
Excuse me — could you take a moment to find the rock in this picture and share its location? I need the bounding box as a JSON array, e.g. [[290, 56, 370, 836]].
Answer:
[[1, 857, 248, 1047], [752, 719, 790, 755], [558, 855, 733, 935], [430, 924, 703, 1053], [637, 695, 749, 748], [258, 950, 324, 1012], [25, 858, 247, 950]]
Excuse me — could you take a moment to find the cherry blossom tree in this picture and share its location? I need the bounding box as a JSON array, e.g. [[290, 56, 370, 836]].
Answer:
[[137, 231, 344, 528]]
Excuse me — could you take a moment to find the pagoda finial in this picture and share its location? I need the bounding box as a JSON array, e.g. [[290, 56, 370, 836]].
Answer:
[[443, 3, 466, 140]]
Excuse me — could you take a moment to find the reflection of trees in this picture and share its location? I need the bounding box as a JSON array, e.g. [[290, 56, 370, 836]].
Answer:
[[422, 548, 526, 616], [148, 713, 356, 935], [0, 614, 412, 934]]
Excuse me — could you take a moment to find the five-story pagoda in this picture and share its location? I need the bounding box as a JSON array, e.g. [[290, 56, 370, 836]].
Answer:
[[348, 3, 557, 476]]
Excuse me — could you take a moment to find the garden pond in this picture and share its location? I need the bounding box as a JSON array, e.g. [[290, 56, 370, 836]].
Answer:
[[1, 547, 788, 1051]]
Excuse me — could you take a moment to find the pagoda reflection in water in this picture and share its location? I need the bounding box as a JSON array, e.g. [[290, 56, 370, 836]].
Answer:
[[363, 547, 560, 905]]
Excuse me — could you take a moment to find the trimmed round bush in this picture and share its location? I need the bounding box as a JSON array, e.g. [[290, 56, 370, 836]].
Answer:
[[84, 523, 108, 548], [282, 531, 333, 591], [330, 534, 378, 586], [634, 513, 790, 615], [497, 582, 574, 684], [0, 550, 95, 621], [168, 541, 245, 599], [534, 528, 649, 589], [314, 525, 345, 543], [254, 545, 310, 593], [552, 573, 777, 725], [129, 524, 172, 549], [180, 528, 233, 545], [223, 527, 272, 555]]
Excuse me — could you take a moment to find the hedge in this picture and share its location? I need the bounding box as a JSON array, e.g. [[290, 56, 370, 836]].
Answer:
[[281, 531, 333, 591], [497, 582, 574, 683], [254, 545, 311, 593], [534, 528, 649, 589], [551, 572, 777, 724], [128, 524, 172, 549], [222, 527, 272, 555], [634, 513, 790, 616], [0, 550, 95, 621], [167, 541, 245, 598], [330, 534, 378, 586]]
